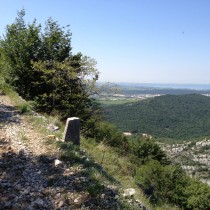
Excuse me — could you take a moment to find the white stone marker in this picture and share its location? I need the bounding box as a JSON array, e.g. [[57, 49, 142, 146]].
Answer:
[[63, 117, 80, 145]]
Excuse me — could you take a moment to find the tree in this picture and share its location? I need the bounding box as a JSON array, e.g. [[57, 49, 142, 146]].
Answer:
[[86, 121, 129, 149], [185, 179, 210, 210], [31, 53, 99, 126], [41, 17, 72, 62], [135, 160, 188, 205], [0, 9, 42, 98], [0, 10, 100, 130], [129, 138, 169, 165]]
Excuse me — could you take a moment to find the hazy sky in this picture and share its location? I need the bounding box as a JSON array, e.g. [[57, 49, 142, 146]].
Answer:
[[0, 0, 210, 84]]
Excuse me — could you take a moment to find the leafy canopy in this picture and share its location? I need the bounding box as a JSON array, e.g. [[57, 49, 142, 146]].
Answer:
[[0, 9, 99, 129]]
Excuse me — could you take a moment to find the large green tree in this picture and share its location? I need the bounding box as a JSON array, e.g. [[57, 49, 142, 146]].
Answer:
[[0, 9, 100, 129], [31, 54, 99, 124], [0, 9, 42, 98]]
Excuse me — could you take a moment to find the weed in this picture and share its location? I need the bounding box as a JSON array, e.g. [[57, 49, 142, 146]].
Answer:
[[86, 181, 104, 197], [18, 131, 28, 143], [48, 115, 64, 129], [17, 102, 32, 114]]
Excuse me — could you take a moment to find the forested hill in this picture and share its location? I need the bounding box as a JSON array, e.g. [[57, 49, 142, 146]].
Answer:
[[103, 94, 210, 139]]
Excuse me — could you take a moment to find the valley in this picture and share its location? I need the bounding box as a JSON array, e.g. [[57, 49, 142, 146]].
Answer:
[[100, 85, 210, 186]]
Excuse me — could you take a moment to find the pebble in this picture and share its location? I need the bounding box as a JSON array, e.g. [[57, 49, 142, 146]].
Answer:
[[54, 159, 62, 166], [58, 200, 65, 207], [123, 188, 136, 197]]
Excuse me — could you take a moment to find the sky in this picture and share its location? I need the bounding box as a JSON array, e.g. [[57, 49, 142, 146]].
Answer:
[[0, 0, 210, 84]]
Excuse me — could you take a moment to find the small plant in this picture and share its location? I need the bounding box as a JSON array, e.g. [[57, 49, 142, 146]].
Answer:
[[48, 115, 63, 129], [18, 131, 28, 142], [17, 102, 32, 114], [86, 181, 104, 197]]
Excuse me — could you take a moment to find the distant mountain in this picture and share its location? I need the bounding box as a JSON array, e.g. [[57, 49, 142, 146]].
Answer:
[[120, 87, 210, 95], [116, 82, 210, 90], [103, 94, 210, 139]]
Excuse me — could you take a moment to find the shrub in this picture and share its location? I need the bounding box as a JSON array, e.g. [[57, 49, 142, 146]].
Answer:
[[86, 121, 129, 150], [135, 160, 188, 205], [129, 138, 169, 166]]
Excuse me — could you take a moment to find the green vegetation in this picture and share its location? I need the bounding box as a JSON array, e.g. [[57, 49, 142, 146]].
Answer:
[[99, 98, 138, 105], [103, 94, 210, 140], [119, 85, 210, 95], [0, 9, 99, 130], [135, 160, 210, 209]]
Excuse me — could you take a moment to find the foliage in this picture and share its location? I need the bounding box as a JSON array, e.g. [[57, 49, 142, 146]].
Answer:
[[129, 138, 169, 165], [41, 17, 72, 62], [31, 55, 99, 124], [1, 9, 210, 210], [185, 179, 210, 210], [103, 94, 210, 139], [135, 159, 210, 209], [135, 161, 188, 205], [85, 121, 129, 149], [83, 120, 210, 209], [0, 9, 100, 129], [86, 181, 104, 198], [0, 10, 42, 98], [17, 101, 32, 114]]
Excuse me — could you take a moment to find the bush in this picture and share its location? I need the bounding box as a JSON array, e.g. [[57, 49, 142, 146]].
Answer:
[[135, 160, 188, 205], [185, 179, 210, 210], [129, 138, 169, 166], [86, 121, 129, 150]]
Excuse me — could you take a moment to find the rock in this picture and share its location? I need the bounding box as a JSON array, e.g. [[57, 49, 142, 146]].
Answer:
[[54, 159, 62, 167], [23, 188, 30, 195], [34, 198, 44, 206], [58, 200, 65, 207], [101, 193, 105, 199], [47, 135, 56, 140], [4, 201, 12, 208], [12, 204, 20, 210], [14, 184, 22, 191], [56, 193, 61, 198], [123, 188, 136, 198], [47, 123, 59, 131]]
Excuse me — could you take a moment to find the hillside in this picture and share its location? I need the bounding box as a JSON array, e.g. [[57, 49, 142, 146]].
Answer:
[[103, 94, 210, 139], [2, 91, 210, 210], [0, 93, 147, 210]]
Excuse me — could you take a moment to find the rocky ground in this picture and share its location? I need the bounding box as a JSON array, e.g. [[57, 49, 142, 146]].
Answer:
[[0, 93, 146, 210]]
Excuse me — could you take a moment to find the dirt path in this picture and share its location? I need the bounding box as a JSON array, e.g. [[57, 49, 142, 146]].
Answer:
[[0, 94, 64, 209], [0, 94, 57, 156]]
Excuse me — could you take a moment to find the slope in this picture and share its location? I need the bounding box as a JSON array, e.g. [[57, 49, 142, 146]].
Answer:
[[0, 93, 148, 210]]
